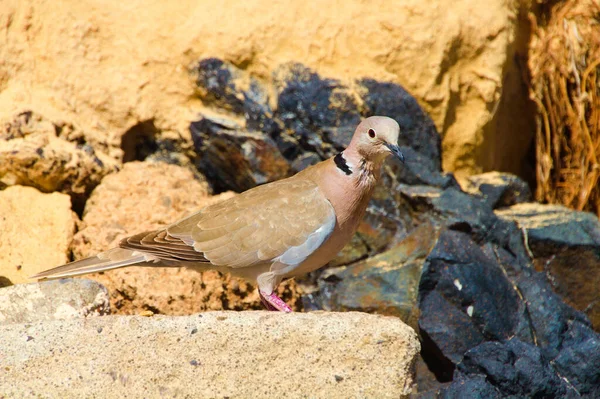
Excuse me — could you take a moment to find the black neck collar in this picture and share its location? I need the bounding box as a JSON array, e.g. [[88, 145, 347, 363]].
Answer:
[[334, 153, 352, 175]]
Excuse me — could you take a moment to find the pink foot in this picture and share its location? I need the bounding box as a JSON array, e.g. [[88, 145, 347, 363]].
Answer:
[[259, 290, 293, 312]]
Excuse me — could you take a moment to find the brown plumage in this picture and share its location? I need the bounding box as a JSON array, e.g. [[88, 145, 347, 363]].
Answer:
[[32, 116, 404, 311]]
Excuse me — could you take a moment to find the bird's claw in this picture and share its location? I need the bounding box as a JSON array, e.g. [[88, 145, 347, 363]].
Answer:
[[259, 290, 293, 312]]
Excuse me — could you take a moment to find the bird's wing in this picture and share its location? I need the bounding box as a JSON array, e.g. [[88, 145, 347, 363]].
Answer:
[[121, 177, 336, 269]]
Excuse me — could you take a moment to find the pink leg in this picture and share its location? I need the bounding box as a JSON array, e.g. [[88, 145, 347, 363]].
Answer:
[[259, 290, 293, 312]]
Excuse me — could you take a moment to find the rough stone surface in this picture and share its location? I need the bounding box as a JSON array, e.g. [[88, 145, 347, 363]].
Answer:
[[0, 279, 109, 324], [456, 339, 580, 398], [463, 171, 532, 209], [0, 0, 533, 182], [0, 185, 76, 285], [418, 228, 600, 397], [191, 116, 291, 193], [0, 312, 420, 399], [0, 111, 117, 211], [496, 203, 600, 247], [497, 203, 600, 331], [418, 230, 526, 379], [71, 161, 301, 314], [191, 60, 444, 189], [305, 223, 438, 327]]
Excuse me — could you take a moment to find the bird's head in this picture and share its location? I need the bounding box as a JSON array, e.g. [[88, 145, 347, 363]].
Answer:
[[348, 116, 404, 164]]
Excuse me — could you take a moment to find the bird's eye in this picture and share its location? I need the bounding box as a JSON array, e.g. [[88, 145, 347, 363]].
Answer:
[[368, 129, 376, 138]]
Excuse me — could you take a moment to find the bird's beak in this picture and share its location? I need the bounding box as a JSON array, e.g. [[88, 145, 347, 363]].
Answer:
[[385, 143, 405, 163]]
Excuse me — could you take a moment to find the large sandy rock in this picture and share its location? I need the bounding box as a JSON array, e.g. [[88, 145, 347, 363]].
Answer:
[[0, 312, 420, 398], [0, 279, 109, 324], [72, 161, 301, 314], [0, 111, 117, 211], [0, 186, 76, 285], [0, 0, 533, 180]]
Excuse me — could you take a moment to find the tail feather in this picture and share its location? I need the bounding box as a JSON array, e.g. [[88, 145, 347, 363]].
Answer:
[[30, 248, 153, 280]]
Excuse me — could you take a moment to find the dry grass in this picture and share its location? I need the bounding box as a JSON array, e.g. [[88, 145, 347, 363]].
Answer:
[[529, 0, 600, 216]]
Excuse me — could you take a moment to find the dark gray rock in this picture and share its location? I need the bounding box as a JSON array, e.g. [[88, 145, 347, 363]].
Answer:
[[418, 230, 527, 375], [190, 117, 291, 193], [552, 321, 600, 397], [191, 58, 446, 189], [420, 227, 600, 397], [465, 171, 532, 209], [274, 63, 362, 157], [436, 375, 501, 399], [496, 203, 600, 248], [497, 203, 600, 331], [305, 223, 438, 324], [454, 339, 581, 398]]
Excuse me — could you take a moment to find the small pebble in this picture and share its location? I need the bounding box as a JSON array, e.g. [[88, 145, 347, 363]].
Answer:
[[190, 360, 199, 366], [139, 310, 154, 317], [335, 375, 344, 382]]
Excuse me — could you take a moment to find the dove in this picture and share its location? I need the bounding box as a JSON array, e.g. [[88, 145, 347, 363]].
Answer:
[[32, 116, 404, 312]]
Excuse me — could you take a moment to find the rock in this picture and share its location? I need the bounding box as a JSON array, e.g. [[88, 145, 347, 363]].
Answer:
[[417, 230, 527, 379], [496, 203, 600, 248], [449, 339, 580, 398], [515, 272, 591, 359], [464, 171, 532, 209], [71, 161, 301, 314], [0, 111, 117, 212], [497, 203, 600, 330], [192, 60, 446, 188], [2, 0, 532, 186], [418, 227, 600, 396], [551, 321, 600, 397], [273, 63, 362, 153], [436, 374, 501, 399], [0, 279, 109, 324], [0, 312, 420, 399], [0, 186, 76, 285], [190, 116, 291, 193], [306, 223, 439, 326], [397, 185, 495, 238]]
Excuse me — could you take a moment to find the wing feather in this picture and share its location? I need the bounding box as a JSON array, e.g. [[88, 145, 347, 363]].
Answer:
[[117, 176, 336, 269], [167, 176, 336, 269]]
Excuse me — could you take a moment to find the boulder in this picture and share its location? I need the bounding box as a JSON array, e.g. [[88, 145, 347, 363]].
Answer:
[[0, 279, 109, 324], [463, 171, 532, 209], [1, 0, 533, 183], [496, 203, 600, 248], [306, 223, 438, 326], [497, 203, 600, 330], [0, 111, 117, 212], [418, 228, 600, 397], [191, 60, 444, 188], [71, 161, 301, 314], [447, 339, 579, 398], [0, 185, 76, 285], [190, 116, 291, 193], [0, 312, 420, 399]]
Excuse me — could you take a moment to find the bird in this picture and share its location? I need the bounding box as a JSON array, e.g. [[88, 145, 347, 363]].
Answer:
[[31, 116, 404, 312]]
